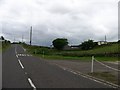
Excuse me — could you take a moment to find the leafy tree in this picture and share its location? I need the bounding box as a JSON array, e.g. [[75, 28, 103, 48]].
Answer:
[[1, 36, 5, 40], [80, 39, 95, 50], [52, 38, 68, 50]]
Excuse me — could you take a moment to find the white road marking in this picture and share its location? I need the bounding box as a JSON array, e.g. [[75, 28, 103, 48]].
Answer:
[[28, 78, 36, 90], [22, 47, 26, 52], [17, 54, 32, 57], [15, 47, 17, 54], [18, 59, 24, 69], [16, 55, 18, 58], [53, 63, 119, 88]]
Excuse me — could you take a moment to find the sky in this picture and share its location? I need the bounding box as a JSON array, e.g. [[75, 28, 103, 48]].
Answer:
[[0, 0, 119, 46]]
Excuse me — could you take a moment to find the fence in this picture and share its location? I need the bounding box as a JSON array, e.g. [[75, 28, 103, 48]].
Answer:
[[91, 56, 119, 73]]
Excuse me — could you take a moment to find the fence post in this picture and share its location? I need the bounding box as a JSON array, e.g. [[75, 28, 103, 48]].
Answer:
[[91, 56, 94, 73]]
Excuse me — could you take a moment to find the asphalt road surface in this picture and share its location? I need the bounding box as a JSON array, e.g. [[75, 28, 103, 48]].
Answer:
[[2, 44, 115, 89]]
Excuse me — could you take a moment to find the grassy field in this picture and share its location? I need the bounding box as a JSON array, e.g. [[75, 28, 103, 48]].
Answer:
[[22, 43, 119, 61]]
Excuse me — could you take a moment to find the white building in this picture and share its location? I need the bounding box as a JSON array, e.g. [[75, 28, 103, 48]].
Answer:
[[98, 41, 107, 45]]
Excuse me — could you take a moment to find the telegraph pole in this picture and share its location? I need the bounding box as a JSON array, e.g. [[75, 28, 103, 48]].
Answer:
[[30, 26, 32, 45], [105, 35, 107, 44], [22, 35, 23, 43], [14, 36, 15, 42], [105, 35, 106, 42]]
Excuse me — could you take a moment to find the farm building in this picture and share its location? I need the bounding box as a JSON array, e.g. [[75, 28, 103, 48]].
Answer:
[[98, 41, 107, 45]]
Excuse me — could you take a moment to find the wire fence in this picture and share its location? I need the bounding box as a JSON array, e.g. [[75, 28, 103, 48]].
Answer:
[[94, 59, 120, 72], [91, 56, 119, 73]]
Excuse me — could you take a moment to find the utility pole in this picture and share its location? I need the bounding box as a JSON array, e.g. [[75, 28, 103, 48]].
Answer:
[[30, 26, 32, 45], [14, 36, 15, 42], [105, 35, 107, 44], [105, 35, 106, 42], [22, 35, 23, 43]]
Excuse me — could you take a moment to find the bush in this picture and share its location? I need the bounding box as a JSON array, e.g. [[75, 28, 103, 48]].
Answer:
[[80, 40, 95, 50]]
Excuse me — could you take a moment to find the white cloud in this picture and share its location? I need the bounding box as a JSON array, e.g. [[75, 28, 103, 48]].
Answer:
[[0, 0, 119, 46]]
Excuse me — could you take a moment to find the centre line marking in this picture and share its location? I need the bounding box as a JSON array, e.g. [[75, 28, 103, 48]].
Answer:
[[28, 78, 36, 90], [16, 55, 18, 58], [18, 59, 24, 69]]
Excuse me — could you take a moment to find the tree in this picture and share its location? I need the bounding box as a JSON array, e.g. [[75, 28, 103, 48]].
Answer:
[[52, 38, 68, 50], [118, 40, 120, 43], [80, 39, 95, 50], [1, 36, 5, 40]]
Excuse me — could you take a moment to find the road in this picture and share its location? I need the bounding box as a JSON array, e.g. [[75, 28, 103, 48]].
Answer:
[[2, 44, 115, 89]]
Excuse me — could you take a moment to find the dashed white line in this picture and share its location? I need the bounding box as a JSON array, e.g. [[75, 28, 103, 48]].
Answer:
[[22, 47, 26, 52], [16, 55, 18, 58], [15, 47, 17, 54], [28, 78, 36, 90], [18, 59, 24, 69]]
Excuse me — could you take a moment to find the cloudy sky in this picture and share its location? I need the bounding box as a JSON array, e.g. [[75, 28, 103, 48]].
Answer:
[[0, 0, 119, 46]]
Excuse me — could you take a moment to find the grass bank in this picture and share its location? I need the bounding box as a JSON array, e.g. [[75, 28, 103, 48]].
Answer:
[[34, 54, 118, 61], [2, 42, 11, 52], [88, 72, 118, 85], [22, 43, 119, 61]]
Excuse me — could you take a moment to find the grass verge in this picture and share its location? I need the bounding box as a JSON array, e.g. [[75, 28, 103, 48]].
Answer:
[[34, 54, 118, 61], [2, 44, 11, 52], [88, 72, 118, 85]]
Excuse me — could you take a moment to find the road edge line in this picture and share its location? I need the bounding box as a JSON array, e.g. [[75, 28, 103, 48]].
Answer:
[[54, 63, 119, 88]]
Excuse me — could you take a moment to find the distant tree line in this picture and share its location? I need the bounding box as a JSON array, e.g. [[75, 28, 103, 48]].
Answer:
[[79, 39, 96, 50], [0, 36, 11, 44], [52, 38, 120, 50]]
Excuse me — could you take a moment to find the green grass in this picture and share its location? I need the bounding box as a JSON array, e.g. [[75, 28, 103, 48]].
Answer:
[[34, 54, 118, 61], [95, 57, 118, 61], [59, 44, 118, 57], [22, 43, 119, 61], [35, 54, 91, 61], [0, 44, 2, 52], [88, 72, 118, 84], [2, 43, 11, 52]]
